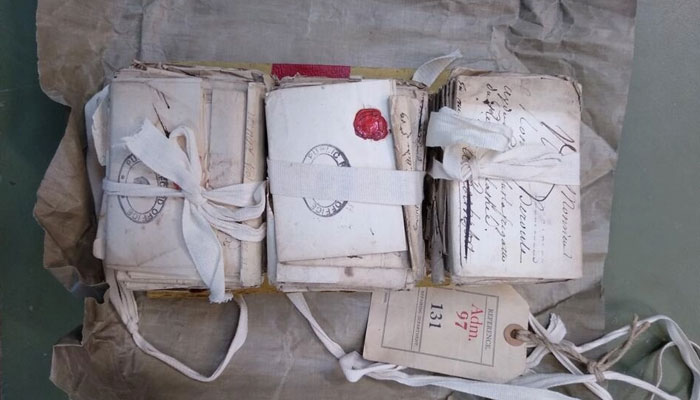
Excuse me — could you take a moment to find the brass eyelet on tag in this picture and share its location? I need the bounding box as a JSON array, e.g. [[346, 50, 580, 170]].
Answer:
[[504, 324, 525, 346]]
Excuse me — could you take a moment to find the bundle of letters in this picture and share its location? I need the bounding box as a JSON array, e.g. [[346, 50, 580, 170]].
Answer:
[[91, 64, 583, 297], [92, 63, 271, 303], [82, 62, 608, 392], [427, 71, 583, 284], [266, 77, 430, 291]]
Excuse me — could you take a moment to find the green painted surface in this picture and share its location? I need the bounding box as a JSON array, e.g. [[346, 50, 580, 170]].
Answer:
[[604, 0, 700, 397], [607, 0, 700, 332], [0, 1, 84, 399], [0, 0, 698, 398]]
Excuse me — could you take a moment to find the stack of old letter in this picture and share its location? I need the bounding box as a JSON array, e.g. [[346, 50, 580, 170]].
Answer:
[[92, 64, 271, 298], [429, 71, 583, 284], [91, 66, 583, 295], [266, 78, 429, 291]]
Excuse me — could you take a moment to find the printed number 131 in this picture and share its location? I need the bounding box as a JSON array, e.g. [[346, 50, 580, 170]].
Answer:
[[429, 303, 443, 328]]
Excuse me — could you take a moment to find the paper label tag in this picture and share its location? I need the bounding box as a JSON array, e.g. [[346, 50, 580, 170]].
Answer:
[[363, 285, 528, 382]]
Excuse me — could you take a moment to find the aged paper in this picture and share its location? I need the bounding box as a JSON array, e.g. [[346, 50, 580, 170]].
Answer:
[[293, 252, 409, 268], [207, 80, 248, 283], [276, 265, 413, 290], [266, 80, 407, 261], [444, 74, 583, 282], [104, 76, 204, 272], [267, 79, 429, 290], [389, 94, 426, 279], [98, 67, 267, 288], [239, 82, 267, 286], [364, 286, 528, 382]]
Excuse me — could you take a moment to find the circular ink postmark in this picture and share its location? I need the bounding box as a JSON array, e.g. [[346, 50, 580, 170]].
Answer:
[[302, 144, 350, 217], [118, 154, 169, 223]]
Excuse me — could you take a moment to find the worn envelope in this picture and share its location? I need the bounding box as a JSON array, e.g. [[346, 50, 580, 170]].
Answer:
[[437, 73, 583, 283], [103, 76, 204, 273], [266, 78, 429, 290], [266, 80, 407, 262], [94, 65, 268, 289]]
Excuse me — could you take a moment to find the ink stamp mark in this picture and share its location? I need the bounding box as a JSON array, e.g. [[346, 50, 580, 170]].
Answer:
[[302, 144, 350, 217], [118, 154, 169, 223]]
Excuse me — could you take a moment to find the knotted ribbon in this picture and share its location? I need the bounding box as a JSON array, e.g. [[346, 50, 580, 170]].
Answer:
[[516, 315, 651, 383], [411, 49, 462, 87], [106, 268, 249, 382], [286, 293, 577, 399], [427, 107, 580, 186], [103, 119, 266, 303], [288, 292, 700, 400]]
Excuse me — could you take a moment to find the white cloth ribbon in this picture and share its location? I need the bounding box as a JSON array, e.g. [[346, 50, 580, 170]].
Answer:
[[103, 119, 266, 303], [106, 269, 248, 382], [287, 293, 577, 400], [427, 107, 580, 186], [412, 50, 463, 87], [288, 292, 700, 400], [513, 314, 700, 400], [268, 159, 425, 206]]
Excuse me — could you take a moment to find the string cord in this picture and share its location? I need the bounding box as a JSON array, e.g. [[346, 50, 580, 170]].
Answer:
[[516, 315, 651, 382]]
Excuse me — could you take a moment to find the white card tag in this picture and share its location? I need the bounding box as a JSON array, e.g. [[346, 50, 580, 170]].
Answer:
[[363, 285, 529, 382]]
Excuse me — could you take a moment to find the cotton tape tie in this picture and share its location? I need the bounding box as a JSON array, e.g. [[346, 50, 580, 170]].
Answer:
[[288, 292, 700, 400], [103, 119, 266, 303], [427, 107, 580, 186], [287, 293, 579, 400], [510, 314, 700, 400], [105, 269, 248, 382], [268, 159, 425, 206], [412, 50, 462, 87]]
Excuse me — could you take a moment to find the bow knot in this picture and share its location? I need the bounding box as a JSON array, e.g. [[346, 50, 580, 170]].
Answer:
[[186, 187, 207, 207], [426, 107, 580, 186], [461, 157, 480, 181], [103, 120, 266, 303]]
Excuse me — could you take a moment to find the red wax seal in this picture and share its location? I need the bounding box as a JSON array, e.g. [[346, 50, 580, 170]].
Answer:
[[353, 108, 389, 141]]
